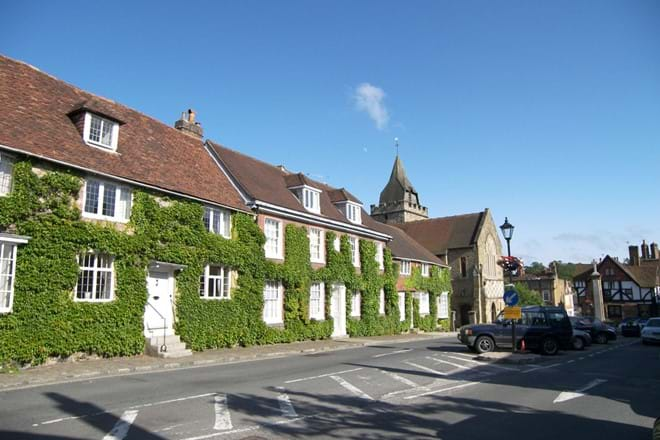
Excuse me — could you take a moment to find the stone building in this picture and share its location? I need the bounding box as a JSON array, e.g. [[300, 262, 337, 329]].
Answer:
[[371, 155, 505, 326]]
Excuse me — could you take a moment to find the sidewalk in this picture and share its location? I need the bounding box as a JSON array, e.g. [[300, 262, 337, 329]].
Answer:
[[0, 332, 455, 391]]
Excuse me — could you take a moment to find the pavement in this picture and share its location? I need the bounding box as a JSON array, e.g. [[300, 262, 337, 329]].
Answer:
[[0, 332, 455, 391]]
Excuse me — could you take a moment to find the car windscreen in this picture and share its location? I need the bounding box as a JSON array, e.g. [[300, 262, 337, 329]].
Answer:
[[646, 319, 660, 328]]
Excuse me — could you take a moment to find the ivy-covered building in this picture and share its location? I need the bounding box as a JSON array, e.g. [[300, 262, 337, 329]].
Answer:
[[0, 55, 452, 365]]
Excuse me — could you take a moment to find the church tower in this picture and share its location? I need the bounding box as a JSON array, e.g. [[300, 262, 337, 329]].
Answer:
[[370, 153, 428, 224]]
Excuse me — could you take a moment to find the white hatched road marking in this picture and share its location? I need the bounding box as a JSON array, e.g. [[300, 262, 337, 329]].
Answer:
[[181, 415, 313, 440], [284, 367, 363, 384], [553, 379, 607, 403], [372, 348, 412, 358], [404, 381, 480, 400], [523, 363, 562, 374], [404, 361, 449, 376], [427, 356, 470, 370], [34, 392, 216, 427], [330, 375, 374, 400], [443, 355, 518, 371], [277, 393, 298, 417], [213, 394, 232, 431], [380, 369, 419, 388], [102, 410, 139, 440]]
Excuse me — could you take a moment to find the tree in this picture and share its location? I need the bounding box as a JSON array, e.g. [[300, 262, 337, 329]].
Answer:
[[524, 261, 546, 275], [553, 261, 579, 280], [514, 282, 543, 306]]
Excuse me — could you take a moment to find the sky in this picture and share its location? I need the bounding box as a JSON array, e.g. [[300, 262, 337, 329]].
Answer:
[[1, 1, 659, 265]]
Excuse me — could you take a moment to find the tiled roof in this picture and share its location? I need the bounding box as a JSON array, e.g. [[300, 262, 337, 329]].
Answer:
[[379, 155, 417, 205], [0, 55, 246, 211], [371, 222, 446, 266], [327, 188, 362, 204], [209, 141, 385, 235], [395, 211, 485, 255], [627, 264, 660, 288]]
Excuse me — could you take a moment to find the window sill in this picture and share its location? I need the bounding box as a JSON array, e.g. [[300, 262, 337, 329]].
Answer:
[[73, 299, 115, 303], [201, 297, 231, 301], [265, 321, 284, 328], [82, 213, 129, 224], [84, 140, 119, 153]]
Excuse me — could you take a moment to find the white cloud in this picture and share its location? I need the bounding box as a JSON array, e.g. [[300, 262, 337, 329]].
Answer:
[[353, 83, 389, 130]]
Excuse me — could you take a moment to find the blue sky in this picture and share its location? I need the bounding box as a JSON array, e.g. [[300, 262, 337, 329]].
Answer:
[[2, 1, 659, 264]]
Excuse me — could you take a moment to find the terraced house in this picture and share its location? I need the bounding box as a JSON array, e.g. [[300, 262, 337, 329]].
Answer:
[[0, 55, 451, 365]]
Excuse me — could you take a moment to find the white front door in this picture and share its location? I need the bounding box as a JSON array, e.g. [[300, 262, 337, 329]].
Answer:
[[144, 271, 175, 337], [330, 284, 346, 338]]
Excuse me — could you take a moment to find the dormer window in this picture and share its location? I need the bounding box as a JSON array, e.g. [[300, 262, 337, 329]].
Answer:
[[345, 202, 362, 224], [302, 187, 321, 213], [84, 113, 119, 151]]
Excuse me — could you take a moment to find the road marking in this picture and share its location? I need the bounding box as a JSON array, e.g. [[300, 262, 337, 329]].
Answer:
[[330, 375, 374, 400], [277, 393, 297, 417], [372, 348, 412, 358], [102, 410, 139, 440], [404, 361, 448, 376], [404, 381, 480, 400], [522, 363, 561, 374], [443, 355, 518, 371], [213, 394, 232, 431], [578, 357, 586, 360], [567, 360, 575, 364], [380, 369, 419, 388], [427, 356, 470, 370], [439, 351, 475, 359], [35, 392, 216, 426], [284, 367, 362, 384], [181, 415, 313, 440], [553, 379, 607, 403]]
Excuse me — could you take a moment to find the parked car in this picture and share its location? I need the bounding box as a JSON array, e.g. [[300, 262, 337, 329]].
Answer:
[[641, 318, 660, 345], [458, 306, 573, 355], [617, 317, 638, 333], [571, 328, 592, 350], [570, 316, 617, 344], [621, 318, 643, 337]]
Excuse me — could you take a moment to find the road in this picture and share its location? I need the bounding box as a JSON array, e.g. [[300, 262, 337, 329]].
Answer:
[[0, 335, 657, 439]]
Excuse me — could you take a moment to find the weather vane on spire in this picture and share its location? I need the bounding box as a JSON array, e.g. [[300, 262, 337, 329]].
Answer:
[[394, 137, 399, 156]]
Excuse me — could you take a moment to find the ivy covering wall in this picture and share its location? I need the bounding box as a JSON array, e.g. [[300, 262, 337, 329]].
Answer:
[[0, 159, 451, 366]]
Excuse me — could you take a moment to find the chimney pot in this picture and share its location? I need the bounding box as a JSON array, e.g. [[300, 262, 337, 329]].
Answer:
[[174, 109, 203, 140], [629, 245, 640, 266]]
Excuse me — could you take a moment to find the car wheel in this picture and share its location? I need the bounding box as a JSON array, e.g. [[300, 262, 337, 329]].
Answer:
[[541, 337, 559, 355], [572, 336, 585, 351], [475, 336, 495, 354], [595, 333, 608, 344]]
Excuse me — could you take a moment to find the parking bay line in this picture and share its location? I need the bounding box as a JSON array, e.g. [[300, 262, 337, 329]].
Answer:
[[102, 410, 139, 440], [284, 367, 363, 384], [426, 356, 470, 370], [277, 393, 298, 418], [443, 355, 518, 371], [404, 381, 480, 400], [213, 394, 232, 431], [34, 392, 217, 427], [522, 363, 562, 374], [379, 369, 420, 388], [330, 375, 374, 400], [372, 348, 412, 358], [404, 361, 449, 377]]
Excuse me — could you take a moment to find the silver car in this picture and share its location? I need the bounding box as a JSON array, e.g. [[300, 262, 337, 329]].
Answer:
[[641, 318, 660, 345]]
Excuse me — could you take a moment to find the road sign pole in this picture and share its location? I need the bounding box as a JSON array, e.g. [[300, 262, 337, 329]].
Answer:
[[504, 285, 519, 353]]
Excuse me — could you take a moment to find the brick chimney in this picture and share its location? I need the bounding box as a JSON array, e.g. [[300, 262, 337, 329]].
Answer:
[[651, 242, 659, 260], [641, 240, 650, 260], [629, 245, 640, 266], [174, 109, 203, 139]]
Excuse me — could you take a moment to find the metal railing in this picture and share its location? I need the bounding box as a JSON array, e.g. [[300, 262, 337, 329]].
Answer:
[[145, 301, 168, 353]]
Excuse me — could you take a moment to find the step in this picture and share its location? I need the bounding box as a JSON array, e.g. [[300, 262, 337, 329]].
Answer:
[[145, 334, 192, 358]]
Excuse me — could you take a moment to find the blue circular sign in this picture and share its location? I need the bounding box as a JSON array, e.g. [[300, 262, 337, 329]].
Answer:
[[503, 288, 519, 306]]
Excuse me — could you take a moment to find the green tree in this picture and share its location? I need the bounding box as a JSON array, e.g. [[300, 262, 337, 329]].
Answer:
[[514, 282, 543, 306], [524, 261, 546, 275]]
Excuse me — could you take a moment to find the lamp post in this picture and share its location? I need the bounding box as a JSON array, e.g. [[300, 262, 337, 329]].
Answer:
[[500, 217, 516, 352]]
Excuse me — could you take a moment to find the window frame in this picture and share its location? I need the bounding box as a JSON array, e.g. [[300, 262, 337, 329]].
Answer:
[[0, 241, 18, 313], [349, 236, 360, 267], [351, 290, 361, 317], [421, 263, 429, 277], [417, 291, 430, 315], [263, 280, 283, 324], [379, 288, 385, 315], [0, 152, 14, 197], [308, 227, 324, 264], [301, 187, 321, 213], [82, 178, 132, 223], [345, 202, 362, 224], [398, 291, 406, 322], [438, 291, 449, 319], [400, 260, 411, 276], [375, 242, 384, 270], [83, 112, 119, 151], [199, 264, 232, 300], [74, 252, 115, 303], [309, 282, 325, 320], [203, 206, 231, 238], [264, 218, 283, 259]]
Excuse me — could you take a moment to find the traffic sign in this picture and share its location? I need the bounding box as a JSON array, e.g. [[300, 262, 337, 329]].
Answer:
[[503, 306, 522, 320], [503, 287, 519, 306]]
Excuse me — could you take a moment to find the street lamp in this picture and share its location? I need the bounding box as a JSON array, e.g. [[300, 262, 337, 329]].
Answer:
[[500, 217, 517, 353]]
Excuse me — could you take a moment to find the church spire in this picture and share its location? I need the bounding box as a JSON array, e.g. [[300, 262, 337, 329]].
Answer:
[[370, 139, 428, 224]]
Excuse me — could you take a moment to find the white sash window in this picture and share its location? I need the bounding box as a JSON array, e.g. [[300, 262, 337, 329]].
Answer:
[[203, 207, 231, 238], [199, 265, 231, 299], [438, 292, 449, 319], [309, 227, 324, 263], [349, 237, 360, 268], [263, 281, 283, 324], [0, 153, 14, 196], [379, 288, 385, 315], [351, 291, 361, 317], [398, 292, 406, 322], [264, 218, 283, 259], [83, 179, 131, 222], [309, 282, 325, 320]]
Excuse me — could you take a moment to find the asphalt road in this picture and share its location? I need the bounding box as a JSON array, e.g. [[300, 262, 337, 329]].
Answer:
[[0, 335, 657, 439]]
